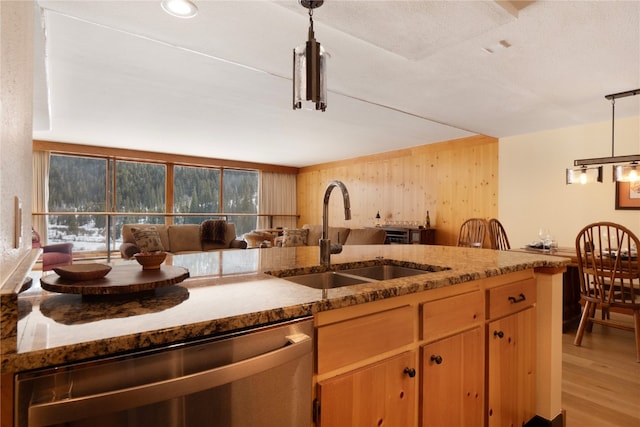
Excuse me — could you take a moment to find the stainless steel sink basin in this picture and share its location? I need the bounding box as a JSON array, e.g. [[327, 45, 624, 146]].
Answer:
[[270, 262, 445, 290], [283, 271, 372, 289], [337, 265, 429, 281]]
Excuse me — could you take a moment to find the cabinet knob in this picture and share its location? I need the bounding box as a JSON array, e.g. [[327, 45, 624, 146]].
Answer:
[[494, 330, 504, 338], [430, 355, 443, 365], [403, 367, 416, 377]]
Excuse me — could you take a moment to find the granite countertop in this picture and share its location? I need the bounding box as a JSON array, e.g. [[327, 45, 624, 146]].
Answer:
[[1, 245, 569, 374]]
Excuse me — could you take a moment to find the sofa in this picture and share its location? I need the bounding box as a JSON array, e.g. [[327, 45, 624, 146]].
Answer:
[[276, 224, 386, 247], [119, 222, 247, 259]]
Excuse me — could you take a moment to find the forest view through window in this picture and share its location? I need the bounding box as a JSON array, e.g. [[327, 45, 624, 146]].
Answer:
[[45, 154, 259, 253], [47, 154, 107, 251]]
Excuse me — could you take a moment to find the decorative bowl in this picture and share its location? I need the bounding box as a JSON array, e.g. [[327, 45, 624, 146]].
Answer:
[[134, 251, 167, 270], [54, 263, 112, 281]]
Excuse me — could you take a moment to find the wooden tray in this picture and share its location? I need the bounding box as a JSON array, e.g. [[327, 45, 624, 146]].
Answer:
[[41, 264, 189, 295]]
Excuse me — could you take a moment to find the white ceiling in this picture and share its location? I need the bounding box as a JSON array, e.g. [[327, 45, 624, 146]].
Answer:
[[32, 0, 640, 168]]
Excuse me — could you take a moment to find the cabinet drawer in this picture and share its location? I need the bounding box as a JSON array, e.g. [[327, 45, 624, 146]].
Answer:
[[421, 291, 483, 342], [487, 278, 536, 319], [317, 305, 414, 374]]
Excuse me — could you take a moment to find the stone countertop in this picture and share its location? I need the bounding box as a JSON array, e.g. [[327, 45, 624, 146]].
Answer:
[[1, 245, 569, 374]]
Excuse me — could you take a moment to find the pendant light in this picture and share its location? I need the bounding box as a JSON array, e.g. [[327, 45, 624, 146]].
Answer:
[[293, 0, 327, 112], [567, 88, 640, 184]]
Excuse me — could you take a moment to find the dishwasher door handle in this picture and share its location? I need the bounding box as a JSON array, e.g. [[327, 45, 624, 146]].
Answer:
[[28, 333, 312, 427]]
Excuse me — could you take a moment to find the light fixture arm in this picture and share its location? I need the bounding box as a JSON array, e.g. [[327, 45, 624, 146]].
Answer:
[[611, 98, 615, 158], [571, 88, 640, 167], [605, 88, 640, 159], [308, 8, 315, 41]]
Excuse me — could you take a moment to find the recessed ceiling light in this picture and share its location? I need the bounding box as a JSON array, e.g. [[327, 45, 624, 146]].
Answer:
[[161, 0, 198, 19]]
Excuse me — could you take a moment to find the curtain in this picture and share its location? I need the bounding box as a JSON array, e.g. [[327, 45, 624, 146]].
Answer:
[[32, 150, 50, 244], [258, 172, 297, 230]]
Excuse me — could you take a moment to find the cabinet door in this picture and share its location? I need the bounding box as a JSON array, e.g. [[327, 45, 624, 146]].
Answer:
[[317, 351, 416, 427], [487, 307, 536, 427], [421, 327, 484, 427]]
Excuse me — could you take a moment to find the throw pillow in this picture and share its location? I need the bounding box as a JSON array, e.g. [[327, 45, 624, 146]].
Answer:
[[282, 228, 309, 247], [201, 219, 227, 244], [131, 226, 165, 253]]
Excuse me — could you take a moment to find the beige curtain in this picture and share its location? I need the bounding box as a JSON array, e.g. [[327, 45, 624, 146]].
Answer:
[[32, 150, 50, 243], [258, 172, 297, 230]]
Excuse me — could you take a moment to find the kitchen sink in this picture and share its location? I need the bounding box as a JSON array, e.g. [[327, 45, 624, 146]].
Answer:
[[282, 271, 373, 289], [269, 261, 446, 290]]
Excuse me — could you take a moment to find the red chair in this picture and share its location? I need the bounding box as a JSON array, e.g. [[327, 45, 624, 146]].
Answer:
[[32, 228, 73, 271]]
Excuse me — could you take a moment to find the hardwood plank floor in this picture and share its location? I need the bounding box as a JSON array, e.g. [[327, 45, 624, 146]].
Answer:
[[562, 312, 640, 427]]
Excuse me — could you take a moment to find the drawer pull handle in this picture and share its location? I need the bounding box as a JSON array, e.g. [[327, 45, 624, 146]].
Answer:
[[430, 355, 443, 365], [494, 330, 504, 339], [403, 367, 416, 377], [508, 293, 526, 304]]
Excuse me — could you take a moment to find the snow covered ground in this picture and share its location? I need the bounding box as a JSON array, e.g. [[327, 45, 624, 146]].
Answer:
[[47, 223, 121, 252]]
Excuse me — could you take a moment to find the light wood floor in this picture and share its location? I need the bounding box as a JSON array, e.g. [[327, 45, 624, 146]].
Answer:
[[562, 313, 640, 427]]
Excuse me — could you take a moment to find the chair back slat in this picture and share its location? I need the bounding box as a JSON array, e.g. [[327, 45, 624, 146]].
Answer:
[[457, 218, 487, 248], [488, 218, 511, 250]]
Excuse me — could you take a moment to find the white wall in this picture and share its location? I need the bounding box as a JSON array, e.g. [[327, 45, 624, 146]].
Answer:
[[500, 116, 640, 249], [0, 1, 34, 286]]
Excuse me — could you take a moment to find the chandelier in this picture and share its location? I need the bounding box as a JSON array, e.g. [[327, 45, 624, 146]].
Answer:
[[566, 89, 640, 184]]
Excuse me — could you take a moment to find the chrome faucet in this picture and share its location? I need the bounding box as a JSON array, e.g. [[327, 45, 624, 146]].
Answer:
[[320, 180, 351, 266]]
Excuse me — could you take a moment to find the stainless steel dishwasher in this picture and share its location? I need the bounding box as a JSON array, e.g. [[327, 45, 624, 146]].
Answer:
[[15, 317, 313, 427]]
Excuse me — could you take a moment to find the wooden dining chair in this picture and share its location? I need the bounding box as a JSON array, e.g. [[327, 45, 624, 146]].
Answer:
[[457, 218, 487, 248], [574, 222, 640, 362], [488, 218, 511, 250]]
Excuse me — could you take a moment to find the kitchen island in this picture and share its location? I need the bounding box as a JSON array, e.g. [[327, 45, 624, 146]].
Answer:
[[1, 244, 569, 426]]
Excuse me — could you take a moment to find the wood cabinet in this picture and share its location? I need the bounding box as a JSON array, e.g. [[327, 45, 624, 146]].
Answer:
[[420, 290, 485, 426], [486, 278, 537, 427], [410, 228, 436, 245], [375, 226, 435, 244], [317, 351, 417, 427], [313, 270, 541, 427], [421, 327, 483, 427]]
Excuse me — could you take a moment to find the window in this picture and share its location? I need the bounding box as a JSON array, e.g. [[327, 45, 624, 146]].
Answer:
[[114, 161, 166, 240], [43, 151, 265, 255], [47, 154, 107, 251], [223, 169, 258, 236], [173, 165, 220, 224]]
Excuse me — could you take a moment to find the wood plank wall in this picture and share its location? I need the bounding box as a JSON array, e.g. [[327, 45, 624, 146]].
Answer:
[[297, 135, 499, 246]]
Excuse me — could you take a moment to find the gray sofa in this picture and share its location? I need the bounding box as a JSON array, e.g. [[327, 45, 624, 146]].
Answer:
[[119, 223, 247, 258]]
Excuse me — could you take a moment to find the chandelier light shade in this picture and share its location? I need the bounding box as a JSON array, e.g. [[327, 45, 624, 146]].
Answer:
[[161, 0, 198, 19], [566, 88, 640, 184], [293, 0, 327, 112], [566, 166, 603, 185], [614, 162, 639, 182]]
